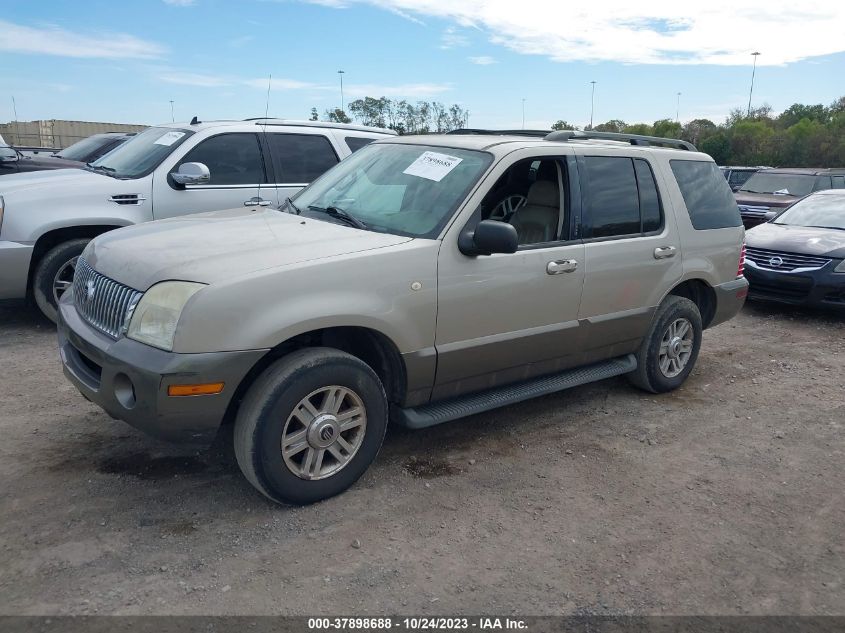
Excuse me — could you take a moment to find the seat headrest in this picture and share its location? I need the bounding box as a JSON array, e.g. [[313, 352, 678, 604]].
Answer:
[[525, 180, 559, 208]]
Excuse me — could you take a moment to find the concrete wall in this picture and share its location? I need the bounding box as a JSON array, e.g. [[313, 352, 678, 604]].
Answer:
[[0, 120, 148, 149]]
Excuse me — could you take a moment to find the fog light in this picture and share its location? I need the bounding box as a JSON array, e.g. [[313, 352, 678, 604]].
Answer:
[[114, 373, 136, 409], [167, 382, 224, 397]]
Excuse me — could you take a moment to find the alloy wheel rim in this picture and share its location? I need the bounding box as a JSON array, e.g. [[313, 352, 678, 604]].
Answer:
[[281, 385, 367, 481], [53, 256, 79, 304], [658, 317, 694, 378]]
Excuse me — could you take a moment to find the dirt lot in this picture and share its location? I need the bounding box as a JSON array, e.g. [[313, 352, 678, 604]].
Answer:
[[0, 301, 843, 616]]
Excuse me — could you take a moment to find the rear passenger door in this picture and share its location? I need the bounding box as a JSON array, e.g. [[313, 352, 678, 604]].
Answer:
[[576, 153, 683, 358], [263, 132, 340, 207]]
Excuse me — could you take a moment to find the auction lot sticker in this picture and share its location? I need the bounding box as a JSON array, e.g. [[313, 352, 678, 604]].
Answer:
[[403, 151, 463, 182], [154, 131, 186, 146]]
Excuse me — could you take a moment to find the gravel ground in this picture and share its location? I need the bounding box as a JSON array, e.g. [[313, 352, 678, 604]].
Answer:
[[0, 301, 843, 616]]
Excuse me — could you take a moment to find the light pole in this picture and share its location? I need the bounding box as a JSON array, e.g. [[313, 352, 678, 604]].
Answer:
[[521, 98, 526, 129], [337, 70, 346, 114], [676, 92, 681, 122], [169, 100, 174, 123], [589, 81, 596, 129], [747, 52, 760, 117]]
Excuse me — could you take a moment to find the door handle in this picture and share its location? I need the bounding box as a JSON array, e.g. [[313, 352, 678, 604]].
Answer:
[[653, 246, 677, 260], [244, 197, 272, 207], [547, 259, 578, 275]]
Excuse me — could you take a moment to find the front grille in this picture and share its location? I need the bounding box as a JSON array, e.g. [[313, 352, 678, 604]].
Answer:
[[748, 280, 811, 300], [745, 247, 831, 272], [73, 258, 143, 339], [739, 205, 771, 218]]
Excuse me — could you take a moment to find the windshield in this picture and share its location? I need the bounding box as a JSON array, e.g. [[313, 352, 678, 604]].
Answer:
[[57, 135, 115, 161], [739, 173, 815, 197], [291, 143, 493, 238], [773, 194, 845, 230], [90, 127, 192, 179]]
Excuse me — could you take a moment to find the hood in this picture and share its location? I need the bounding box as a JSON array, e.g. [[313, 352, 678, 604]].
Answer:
[[746, 222, 845, 258], [0, 168, 148, 208], [15, 154, 84, 172], [734, 192, 796, 209], [84, 208, 414, 290]]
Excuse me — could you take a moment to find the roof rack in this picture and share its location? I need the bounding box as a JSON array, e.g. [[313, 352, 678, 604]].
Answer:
[[447, 128, 550, 138], [244, 118, 397, 136], [545, 130, 697, 151]]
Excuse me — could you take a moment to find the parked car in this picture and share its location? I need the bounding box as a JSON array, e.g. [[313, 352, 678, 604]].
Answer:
[[0, 143, 87, 175], [744, 189, 845, 309], [57, 130, 748, 505], [48, 132, 136, 164], [0, 119, 394, 321], [735, 167, 845, 228], [720, 165, 769, 192]]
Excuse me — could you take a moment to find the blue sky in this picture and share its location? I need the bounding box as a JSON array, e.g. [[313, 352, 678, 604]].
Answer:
[[2, 0, 844, 129]]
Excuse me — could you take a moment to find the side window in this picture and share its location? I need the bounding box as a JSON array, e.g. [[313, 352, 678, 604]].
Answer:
[[634, 159, 663, 232], [345, 136, 375, 153], [176, 133, 267, 185], [267, 133, 339, 183], [814, 176, 833, 191], [670, 160, 742, 230], [583, 156, 640, 238], [479, 157, 567, 246], [832, 176, 845, 189]]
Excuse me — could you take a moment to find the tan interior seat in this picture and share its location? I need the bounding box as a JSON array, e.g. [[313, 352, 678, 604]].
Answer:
[[508, 180, 560, 244]]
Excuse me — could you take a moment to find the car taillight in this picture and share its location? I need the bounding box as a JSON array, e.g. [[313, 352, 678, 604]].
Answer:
[[737, 241, 746, 278]]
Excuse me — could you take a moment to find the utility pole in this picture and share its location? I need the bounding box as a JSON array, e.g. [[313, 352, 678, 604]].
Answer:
[[589, 81, 597, 129], [521, 98, 526, 129], [747, 52, 761, 117], [676, 92, 681, 122], [11, 96, 20, 144], [169, 100, 174, 123], [337, 70, 346, 114]]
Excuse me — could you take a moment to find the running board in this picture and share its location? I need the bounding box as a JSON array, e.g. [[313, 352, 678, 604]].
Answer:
[[395, 354, 637, 430]]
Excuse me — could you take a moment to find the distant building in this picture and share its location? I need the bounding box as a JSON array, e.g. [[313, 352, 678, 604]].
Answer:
[[0, 119, 148, 150]]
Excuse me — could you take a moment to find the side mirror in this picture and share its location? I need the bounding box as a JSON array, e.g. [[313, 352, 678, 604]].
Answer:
[[172, 162, 210, 186], [459, 219, 519, 256]]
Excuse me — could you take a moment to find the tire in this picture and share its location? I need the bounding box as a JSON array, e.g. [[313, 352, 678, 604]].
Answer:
[[628, 295, 703, 394], [32, 238, 91, 323], [234, 347, 388, 505]]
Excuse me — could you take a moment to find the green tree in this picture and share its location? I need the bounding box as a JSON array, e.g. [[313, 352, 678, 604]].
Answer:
[[624, 123, 653, 136], [777, 103, 829, 128], [551, 120, 577, 131], [324, 108, 351, 124], [681, 119, 718, 146], [652, 119, 683, 139], [309, 107, 319, 122], [594, 119, 626, 133], [699, 133, 731, 165]]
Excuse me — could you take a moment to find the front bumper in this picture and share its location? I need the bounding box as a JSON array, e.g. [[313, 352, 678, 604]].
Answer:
[[709, 277, 749, 328], [744, 261, 845, 310], [0, 240, 34, 300], [58, 293, 268, 445]]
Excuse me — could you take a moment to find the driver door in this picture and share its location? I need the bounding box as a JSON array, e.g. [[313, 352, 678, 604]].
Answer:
[[433, 152, 586, 400], [152, 132, 268, 220]]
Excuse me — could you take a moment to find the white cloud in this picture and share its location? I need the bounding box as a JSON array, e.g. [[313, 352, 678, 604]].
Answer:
[[163, 0, 197, 6], [440, 27, 469, 49], [0, 20, 166, 59], [344, 82, 451, 97], [468, 56, 497, 65], [304, 0, 845, 65], [159, 72, 232, 87]]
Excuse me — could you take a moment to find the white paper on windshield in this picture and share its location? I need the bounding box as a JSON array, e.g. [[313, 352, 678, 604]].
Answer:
[[154, 131, 186, 147], [403, 151, 463, 182]]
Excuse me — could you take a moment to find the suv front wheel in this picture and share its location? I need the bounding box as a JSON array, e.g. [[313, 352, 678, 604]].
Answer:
[[234, 348, 388, 505], [628, 295, 703, 393], [32, 238, 91, 323]]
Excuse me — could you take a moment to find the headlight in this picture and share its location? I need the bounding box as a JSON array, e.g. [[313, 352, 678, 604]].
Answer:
[[835, 260, 845, 273], [126, 281, 204, 351]]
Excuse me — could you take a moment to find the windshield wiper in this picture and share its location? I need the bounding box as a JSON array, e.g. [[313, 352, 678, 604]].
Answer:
[[285, 197, 301, 215], [85, 162, 116, 177], [307, 205, 367, 230], [806, 225, 845, 231]]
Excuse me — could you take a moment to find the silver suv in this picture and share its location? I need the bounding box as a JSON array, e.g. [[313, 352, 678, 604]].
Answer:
[[0, 119, 394, 321], [57, 130, 748, 505]]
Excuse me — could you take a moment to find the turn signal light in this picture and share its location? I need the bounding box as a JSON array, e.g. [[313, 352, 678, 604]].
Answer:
[[167, 382, 225, 397], [737, 241, 746, 278]]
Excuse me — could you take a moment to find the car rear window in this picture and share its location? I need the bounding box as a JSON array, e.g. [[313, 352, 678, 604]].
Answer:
[[670, 160, 742, 230]]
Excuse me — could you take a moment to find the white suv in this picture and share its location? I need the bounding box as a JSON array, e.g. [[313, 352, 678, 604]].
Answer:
[[0, 119, 395, 320]]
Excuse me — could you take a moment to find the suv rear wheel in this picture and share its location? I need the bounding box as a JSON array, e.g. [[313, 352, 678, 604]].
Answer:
[[32, 238, 91, 323], [628, 295, 702, 393], [234, 347, 388, 505]]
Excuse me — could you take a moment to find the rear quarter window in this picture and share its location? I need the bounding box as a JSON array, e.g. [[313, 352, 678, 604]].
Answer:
[[345, 136, 376, 153], [670, 160, 742, 230]]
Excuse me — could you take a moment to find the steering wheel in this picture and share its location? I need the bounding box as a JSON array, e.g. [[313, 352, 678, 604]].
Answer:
[[490, 194, 527, 221]]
